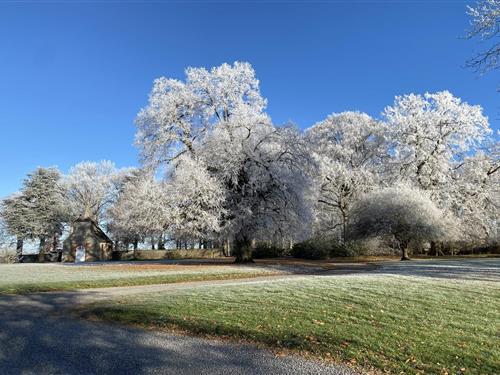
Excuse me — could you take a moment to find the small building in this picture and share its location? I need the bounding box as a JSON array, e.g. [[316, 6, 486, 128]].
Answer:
[[62, 218, 114, 262]]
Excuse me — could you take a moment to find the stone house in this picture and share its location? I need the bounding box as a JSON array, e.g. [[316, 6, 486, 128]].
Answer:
[[62, 218, 114, 262]]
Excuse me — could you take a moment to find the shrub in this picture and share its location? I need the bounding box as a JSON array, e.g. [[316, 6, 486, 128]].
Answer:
[[291, 238, 373, 259], [252, 244, 286, 259], [0, 249, 17, 263], [291, 238, 332, 260]]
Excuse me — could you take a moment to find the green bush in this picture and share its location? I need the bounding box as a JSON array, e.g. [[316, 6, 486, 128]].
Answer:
[[291, 238, 331, 259], [291, 238, 367, 259], [252, 244, 286, 259]]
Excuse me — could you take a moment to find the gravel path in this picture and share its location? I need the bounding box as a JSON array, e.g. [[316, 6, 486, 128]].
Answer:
[[373, 257, 500, 282], [0, 292, 356, 375]]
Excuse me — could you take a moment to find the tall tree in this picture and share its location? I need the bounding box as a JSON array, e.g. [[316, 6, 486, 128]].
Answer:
[[306, 112, 387, 243], [1, 193, 30, 261], [136, 62, 311, 262], [383, 91, 492, 245], [201, 121, 312, 261], [2, 168, 66, 260], [384, 91, 490, 190], [64, 161, 132, 223], [108, 173, 169, 253], [449, 142, 499, 242]]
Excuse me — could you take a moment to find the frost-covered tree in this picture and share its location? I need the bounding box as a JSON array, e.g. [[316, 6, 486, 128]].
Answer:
[[0, 218, 15, 252], [350, 186, 452, 260], [166, 155, 226, 243], [306, 112, 387, 243], [201, 122, 312, 261], [384, 91, 491, 244], [136, 61, 266, 169], [2, 168, 66, 259], [384, 91, 490, 191], [108, 172, 170, 251], [466, 0, 500, 73], [450, 142, 499, 242], [136, 62, 311, 262], [64, 161, 133, 223], [1, 193, 29, 260]]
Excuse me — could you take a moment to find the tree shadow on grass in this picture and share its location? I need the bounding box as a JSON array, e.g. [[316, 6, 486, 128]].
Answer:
[[0, 292, 345, 375]]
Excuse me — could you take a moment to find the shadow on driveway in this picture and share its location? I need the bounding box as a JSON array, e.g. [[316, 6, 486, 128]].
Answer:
[[0, 292, 352, 375]]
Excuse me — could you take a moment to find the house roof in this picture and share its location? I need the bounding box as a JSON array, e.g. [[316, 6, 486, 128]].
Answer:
[[73, 217, 113, 244]]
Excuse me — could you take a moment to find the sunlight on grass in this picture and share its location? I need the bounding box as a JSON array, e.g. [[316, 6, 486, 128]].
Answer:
[[0, 263, 278, 294], [85, 274, 500, 374]]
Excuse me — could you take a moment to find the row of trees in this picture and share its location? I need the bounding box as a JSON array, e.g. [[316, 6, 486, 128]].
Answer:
[[1, 62, 498, 262]]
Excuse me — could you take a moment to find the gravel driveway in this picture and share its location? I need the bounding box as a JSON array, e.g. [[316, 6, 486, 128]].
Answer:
[[0, 291, 356, 375]]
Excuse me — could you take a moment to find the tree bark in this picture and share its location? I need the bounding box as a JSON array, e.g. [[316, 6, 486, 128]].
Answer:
[[16, 238, 23, 262], [223, 239, 231, 257], [133, 239, 138, 259], [158, 234, 165, 250], [38, 237, 46, 262], [341, 211, 348, 244], [233, 236, 254, 263], [430, 241, 437, 256], [400, 244, 411, 261]]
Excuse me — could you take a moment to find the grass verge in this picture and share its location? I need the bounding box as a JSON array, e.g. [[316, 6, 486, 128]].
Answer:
[[0, 263, 279, 294], [81, 275, 500, 374]]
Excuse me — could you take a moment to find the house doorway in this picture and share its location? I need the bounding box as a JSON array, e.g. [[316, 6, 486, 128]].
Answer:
[[75, 246, 86, 262]]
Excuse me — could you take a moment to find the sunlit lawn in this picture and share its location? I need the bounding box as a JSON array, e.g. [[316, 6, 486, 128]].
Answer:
[[0, 263, 279, 294], [83, 274, 500, 374]]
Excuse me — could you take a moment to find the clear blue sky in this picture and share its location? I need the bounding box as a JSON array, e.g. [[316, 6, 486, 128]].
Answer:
[[0, 0, 497, 198]]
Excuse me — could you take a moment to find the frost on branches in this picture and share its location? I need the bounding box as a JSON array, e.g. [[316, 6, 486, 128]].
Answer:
[[64, 161, 133, 224], [107, 172, 170, 250], [2, 62, 497, 261], [136, 62, 311, 262], [466, 0, 500, 72], [306, 111, 387, 243], [166, 155, 225, 243], [350, 186, 453, 260], [384, 91, 490, 190], [383, 91, 493, 243]]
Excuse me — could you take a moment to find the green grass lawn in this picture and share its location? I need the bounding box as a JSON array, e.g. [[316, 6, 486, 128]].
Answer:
[[83, 274, 500, 374], [0, 263, 279, 294]]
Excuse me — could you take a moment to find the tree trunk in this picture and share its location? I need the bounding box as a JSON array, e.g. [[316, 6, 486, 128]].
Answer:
[[223, 239, 231, 257], [16, 238, 23, 262], [38, 237, 46, 262], [133, 239, 138, 259], [158, 234, 165, 250], [52, 234, 58, 251], [430, 241, 437, 256], [400, 243, 410, 261], [233, 236, 254, 263], [341, 211, 348, 244]]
